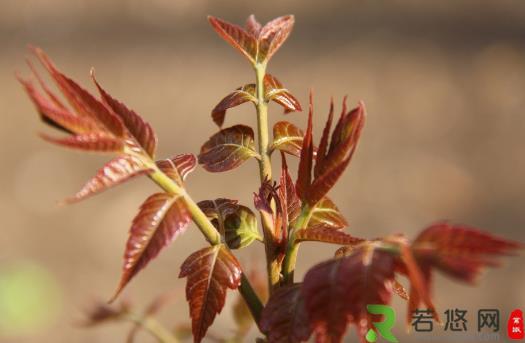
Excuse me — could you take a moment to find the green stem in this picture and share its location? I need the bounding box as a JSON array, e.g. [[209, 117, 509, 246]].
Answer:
[[135, 156, 263, 325], [239, 273, 264, 327], [125, 313, 179, 343], [282, 204, 313, 284], [254, 62, 280, 292]]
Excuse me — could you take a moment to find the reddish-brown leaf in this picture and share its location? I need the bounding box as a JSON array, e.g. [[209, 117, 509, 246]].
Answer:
[[314, 98, 334, 178], [279, 153, 301, 233], [65, 155, 151, 203], [31, 47, 125, 137], [258, 15, 295, 63], [295, 226, 365, 246], [254, 179, 283, 243], [39, 132, 123, 152], [198, 125, 258, 172], [179, 245, 242, 343], [306, 155, 352, 206], [302, 243, 396, 342], [411, 222, 522, 283], [92, 73, 157, 157], [211, 84, 256, 127], [197, 198, 239, 235], [156, 154, 197, 186], [307, 196, 348, 230], [245, 15, 262, 37], [271, 121, 306, 157], [208, 16, 258, 64], [260, 284, 312, 343], [82, 300, 130, 327], [296, 93, 314, 200], [18, 75, 98, 134], [264, 74, 302, 113], [111, 193, 190, 301]]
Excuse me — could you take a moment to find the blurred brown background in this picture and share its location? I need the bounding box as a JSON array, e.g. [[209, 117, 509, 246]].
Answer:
[[1, 0, 525, 342]]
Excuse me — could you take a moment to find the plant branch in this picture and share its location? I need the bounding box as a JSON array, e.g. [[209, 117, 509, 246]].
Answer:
[[131, 153, 264, 326], [124, 312, 179, 343], [282, 204, 313, 284], [254, 62, 281, 292]]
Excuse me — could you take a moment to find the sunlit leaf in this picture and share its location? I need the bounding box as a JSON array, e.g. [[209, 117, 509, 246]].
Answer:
[[209, 15, 294, 64], [245, 15, 262, 37], [31, 47, 125, 137], [197, 198, 239, 235], [279, 153, 301, 235], [179, 245, 242, 343], [198, 125, 259, 172], [111, 193, 190, 301], [18, 75, 97, 134], [264, 74, 302, 113], [92, 73, 157, 157], [258, 15, 295, 63], [302, 243, 396, 342], [208, 16, 258, 64], [271, 121, 306, 157], [39, 132, 123, 152], [412, 222, 522, 283], [65, 155, 151, 203], [296, 93, 314, 200], [307, 196, 348, 230], [295, 227, 364, 246], [156, 154, 197, 186], [254, 179, 282, 243], [260, 284, 311, 343], [224, 205, 261, 249], [295, 95, 366, 206], [211, 84, 256, 127]]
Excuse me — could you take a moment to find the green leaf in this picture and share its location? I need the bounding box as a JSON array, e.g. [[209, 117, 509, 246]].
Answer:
[[198, 125, 259, 172], [224, 205, 261, 249]]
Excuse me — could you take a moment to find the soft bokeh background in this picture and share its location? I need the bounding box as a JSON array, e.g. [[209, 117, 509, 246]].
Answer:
[[1, 0, 525, 342]]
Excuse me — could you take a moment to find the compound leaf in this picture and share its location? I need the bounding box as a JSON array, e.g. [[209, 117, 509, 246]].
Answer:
[[179, 245, 242, 343], [111, 193, 190, 301]]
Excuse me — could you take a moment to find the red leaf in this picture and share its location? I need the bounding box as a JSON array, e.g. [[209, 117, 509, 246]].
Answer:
[[302, 243, 396, 342], [65, 155, 151, 203], [198, 125, 258, 172], [279, 153, 301, 235], [307, 196, 348, 230], [31, 47, 125, 137], [295, 226, 364, 246], [412, 222, 522, 283], [264, 74, 302, 113], [296, 92, 314, 200], [211, 84, 256, 127], [245, 15, 262, 37], [258, 15, 295, 63], [18, 75, 98, 134], [208, 16, 258, 64], [271, 121, 306, 157], [314, 98, 334, 178], [156, 154, 197, 185], [306, 155, 351, 206], [260, 284, 312, 343], [39, 132, 123, 152], [111, 193, 190, 301], [92, 73, 158, 157], [179, 245, 242, 343], [197, 198, 239, 234]]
